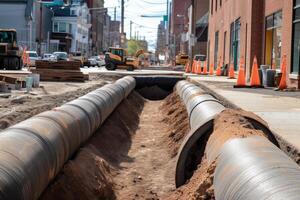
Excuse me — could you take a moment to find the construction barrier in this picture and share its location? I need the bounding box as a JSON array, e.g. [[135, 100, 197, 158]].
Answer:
[[0, 76, 136, 200]]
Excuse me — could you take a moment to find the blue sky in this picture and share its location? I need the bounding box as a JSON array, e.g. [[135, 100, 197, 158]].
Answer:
[[104, 0, 168, 51]]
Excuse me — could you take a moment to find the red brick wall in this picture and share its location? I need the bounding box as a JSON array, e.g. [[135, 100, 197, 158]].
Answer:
[[264, 0, 295, 87], [208, 0, 258, 78]]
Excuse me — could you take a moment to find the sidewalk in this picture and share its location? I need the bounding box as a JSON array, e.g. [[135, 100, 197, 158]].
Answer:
[[187, 75, 300, 151]]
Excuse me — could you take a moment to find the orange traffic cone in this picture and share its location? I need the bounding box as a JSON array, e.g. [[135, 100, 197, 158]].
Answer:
[[192, 60, 196, 74], [209, 63, 214, 75], [184, 62, 188, 73], [202, 61, 208, 75], [250, 56, 262, 87], [22, 47, 27, 66], [234, 57, 247, 88], [228, 62, 235, 79], [185, 61, 191, 73], [278, 55, 287, 90], [216, 61, 222, 76], [197, 61, 202, 74]]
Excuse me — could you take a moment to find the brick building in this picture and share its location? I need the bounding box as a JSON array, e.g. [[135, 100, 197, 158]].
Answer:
[[170, 0, 189, 55], [208, 0, 300, 88]]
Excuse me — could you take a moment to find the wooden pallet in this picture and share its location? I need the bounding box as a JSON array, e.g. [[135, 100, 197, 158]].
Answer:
[[36, 60, 82, 70], [31, 69, 85, 82]]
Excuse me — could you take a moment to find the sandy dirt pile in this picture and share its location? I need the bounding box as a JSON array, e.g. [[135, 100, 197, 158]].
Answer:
[[0, 81, 108, 130], [161, 91, 190, 158], [165, 109, 267, 200]]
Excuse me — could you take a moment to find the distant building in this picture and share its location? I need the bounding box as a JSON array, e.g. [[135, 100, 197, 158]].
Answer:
[[156, 21, 167, 59], [51, 2, 91, 54], [109, 20, 121, 47], [0, 0, 35, 49]]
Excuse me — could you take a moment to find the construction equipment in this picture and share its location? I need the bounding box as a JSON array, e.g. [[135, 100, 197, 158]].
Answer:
[[175, 54, 189, 65], [0, 29, 22, 70], [105, 47, 143, 71]]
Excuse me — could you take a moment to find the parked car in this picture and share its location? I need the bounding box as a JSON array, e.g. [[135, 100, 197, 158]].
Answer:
[[42, 53, 57, 61], [53, 52, 69, 61], [88, 57, 98, 67], [175, 54, 189, 65], [93, 56, 105, 67], [194, 54, 206, 61], [26, 51, 40, 66]]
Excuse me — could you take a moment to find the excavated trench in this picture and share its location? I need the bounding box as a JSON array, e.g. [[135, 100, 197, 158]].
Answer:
[[1, 76, 300, 200]]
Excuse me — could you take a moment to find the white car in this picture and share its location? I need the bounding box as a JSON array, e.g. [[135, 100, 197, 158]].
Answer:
[[93, 56, 105, 67], [42, 53, 57, 61], [53, 52, 69, 61], [88, 57, 98, 67], [26, 51, 40, 66]]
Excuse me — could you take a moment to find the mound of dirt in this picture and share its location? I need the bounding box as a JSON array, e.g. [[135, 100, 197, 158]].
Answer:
[[165, 109, 268, 200], [41, 92, 145, 200], [0, 82, 106, 130], [161, 91, 190, 158]]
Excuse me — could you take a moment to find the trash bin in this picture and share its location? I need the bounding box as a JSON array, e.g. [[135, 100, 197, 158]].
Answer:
[[261, 65, 270, 86], [26, 77, 33, 93], [266, 69, 276, 87]]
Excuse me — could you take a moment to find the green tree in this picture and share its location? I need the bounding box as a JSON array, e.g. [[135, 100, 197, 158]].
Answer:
[[127, 39, 148, 56]]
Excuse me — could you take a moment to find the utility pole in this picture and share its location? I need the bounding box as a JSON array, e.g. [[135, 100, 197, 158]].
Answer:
[[121, 0, 124, 34], [114, 7, 116, 21], [38, 2, 43, 56], [166, 0, 169, 63], [130, 21, 133, 39]]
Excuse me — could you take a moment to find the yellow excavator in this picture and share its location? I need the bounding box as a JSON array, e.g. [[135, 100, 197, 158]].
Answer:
[[0, 29, 23, 70], [105, 47, 144, 71]]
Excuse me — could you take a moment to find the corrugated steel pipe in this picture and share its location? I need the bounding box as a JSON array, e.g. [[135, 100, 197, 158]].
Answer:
[[214, 136, 300, 200], [175, 80, 225, 187], [174, 80, 279, 188], [0, 76, 136, 200]]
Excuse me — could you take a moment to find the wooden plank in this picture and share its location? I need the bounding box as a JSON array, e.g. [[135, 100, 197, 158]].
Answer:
[[0, 75, 17, 84]]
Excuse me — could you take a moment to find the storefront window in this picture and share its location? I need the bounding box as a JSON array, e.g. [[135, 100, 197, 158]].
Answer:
[[264, 11, 282, 69], [230, 19, 241, 70], [292, 0, 300, 74], [214, 31, 219, 68]]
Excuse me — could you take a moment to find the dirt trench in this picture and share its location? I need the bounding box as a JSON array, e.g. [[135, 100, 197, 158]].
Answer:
[[41, 90, 190, 200], [40, 85, 273, 200]]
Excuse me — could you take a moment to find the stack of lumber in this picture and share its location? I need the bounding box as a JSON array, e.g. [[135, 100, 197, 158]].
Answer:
[[0, 75, 25, 92], [32, 61, 87, 82]]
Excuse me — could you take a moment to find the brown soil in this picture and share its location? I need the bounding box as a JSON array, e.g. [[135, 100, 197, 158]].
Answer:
[[42, 90, 189, 200], [161, 91, 190, 158], [165, 109, 268, 200]]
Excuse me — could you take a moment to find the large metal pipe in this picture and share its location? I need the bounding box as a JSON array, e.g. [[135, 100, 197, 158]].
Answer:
[[214, 136, 300, 200], [0, 76, 136, 200], [175, 80, 279, 189], [175, 80, 225, 187]]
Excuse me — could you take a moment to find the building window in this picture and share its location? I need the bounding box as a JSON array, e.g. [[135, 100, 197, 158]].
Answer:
[[214, 31, 219, 68], [265, 11, 282, 70], [230, 18, 241, 70], [59, 22, 67, 33], [211, 0, 213, 15], [53, 22, 58, 32], [292, 0, 300, 73], [223, 31, 227, 62]]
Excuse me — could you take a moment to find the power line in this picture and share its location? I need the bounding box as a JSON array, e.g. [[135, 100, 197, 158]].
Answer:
[[139, 0, 167, 5]]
